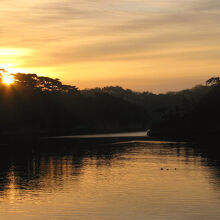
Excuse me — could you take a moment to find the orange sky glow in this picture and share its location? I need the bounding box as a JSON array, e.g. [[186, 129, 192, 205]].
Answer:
[[0, 0, 220, 93]]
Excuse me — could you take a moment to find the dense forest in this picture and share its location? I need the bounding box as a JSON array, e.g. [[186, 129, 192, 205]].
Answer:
[[149, 77, 220, 139], [0, 69, 148, 135], [0, 68, 219, 138]]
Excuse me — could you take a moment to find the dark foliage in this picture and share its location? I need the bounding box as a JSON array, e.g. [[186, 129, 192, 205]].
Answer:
[[150, 77, 220, 139], [1, 68, 218, 138], [82, 84, 211, 125], [0, 70, 148, 135]]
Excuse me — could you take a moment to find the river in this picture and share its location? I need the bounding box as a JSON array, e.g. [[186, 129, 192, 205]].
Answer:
[[0, 133, 220, 219]]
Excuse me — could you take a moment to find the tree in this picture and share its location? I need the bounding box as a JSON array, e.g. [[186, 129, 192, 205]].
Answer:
[[206, 77, 220, 87], [13, 73, 78, 93]]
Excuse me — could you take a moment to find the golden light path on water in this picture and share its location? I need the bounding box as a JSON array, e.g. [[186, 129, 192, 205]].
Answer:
[[0, 139, 220, 219]]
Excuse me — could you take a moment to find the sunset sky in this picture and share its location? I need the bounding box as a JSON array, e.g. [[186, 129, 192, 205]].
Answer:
[[0, 0, 220, 93]]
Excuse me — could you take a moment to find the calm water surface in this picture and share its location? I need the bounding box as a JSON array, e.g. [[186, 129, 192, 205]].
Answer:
[[50, 131, 148, 138], [0, 135, 220, 219]]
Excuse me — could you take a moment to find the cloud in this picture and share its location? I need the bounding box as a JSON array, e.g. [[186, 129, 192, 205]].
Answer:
[[191, 0, 220, 11], [1, 0, 220, 46], [0, 0, 220, 92], [19, 29, 219, 68]]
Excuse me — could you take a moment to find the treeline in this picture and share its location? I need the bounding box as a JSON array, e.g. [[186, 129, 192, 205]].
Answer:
[[149, 77, 220, 139], [82, 84, 211, 125], [0, 69, 218, 137], [0, 70, 148, 135]]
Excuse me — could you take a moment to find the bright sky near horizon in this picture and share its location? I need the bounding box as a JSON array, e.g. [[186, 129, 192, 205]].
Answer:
[[0, 0, 220, 93]]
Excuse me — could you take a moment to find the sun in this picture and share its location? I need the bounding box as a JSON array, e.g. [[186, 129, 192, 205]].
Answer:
[[1, 73, 14, 85]]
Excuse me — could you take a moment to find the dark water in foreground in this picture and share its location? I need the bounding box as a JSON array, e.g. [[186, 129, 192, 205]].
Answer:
[[0, 135, 220, 219]]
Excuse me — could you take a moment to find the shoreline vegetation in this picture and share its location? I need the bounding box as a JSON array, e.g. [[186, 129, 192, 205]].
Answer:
[[149, 77, 220, 141], [0, 68, 220, 145]]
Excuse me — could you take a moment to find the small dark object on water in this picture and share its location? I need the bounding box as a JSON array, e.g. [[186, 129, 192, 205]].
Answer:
[[166, 168, 169, 170], [174, 168, 177, 170], [161, 168, 163, 170]]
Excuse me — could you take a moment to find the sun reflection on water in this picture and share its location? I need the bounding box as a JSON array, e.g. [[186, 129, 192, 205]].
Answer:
[[0, 142, 220, 219]]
